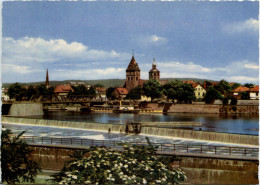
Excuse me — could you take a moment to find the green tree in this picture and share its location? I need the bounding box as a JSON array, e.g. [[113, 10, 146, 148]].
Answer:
[[214, 79, 232, 97], [106, 87, 116, 100], [204, 87, 223, 104], [86, 86, 96, 96], [1, 129, 41, 185], [231, 83, 241, 90], [94, 83, 105, 88], [37, 84, 54, 96], [25, 85, 37, 100], [143, 79, 162, 102], [244, 83, 255, 88], [230, 97, 238, 105], [178, 83, 196, 104], [126, 86, 142, 100], [7, 83, 26, 100], [241, 92, 250, 100], [69, 85, 88, 95], [50, 140, 186, 184], [162, 81, 182, 102]]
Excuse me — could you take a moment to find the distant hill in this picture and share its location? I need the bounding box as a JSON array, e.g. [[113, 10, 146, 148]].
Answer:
[[2, 78, 218, 88]]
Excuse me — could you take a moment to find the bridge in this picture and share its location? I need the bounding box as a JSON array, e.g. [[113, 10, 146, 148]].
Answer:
[[2, 95, 108, 104]]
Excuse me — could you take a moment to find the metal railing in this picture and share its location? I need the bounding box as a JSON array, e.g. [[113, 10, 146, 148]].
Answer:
[[21, 136, 259, 157]]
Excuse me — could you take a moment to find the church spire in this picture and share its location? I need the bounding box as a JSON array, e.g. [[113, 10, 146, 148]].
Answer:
[[45, 69, 50, 88]]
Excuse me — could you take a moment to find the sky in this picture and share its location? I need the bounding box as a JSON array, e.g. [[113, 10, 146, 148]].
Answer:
[[1, 1, 259, 84]]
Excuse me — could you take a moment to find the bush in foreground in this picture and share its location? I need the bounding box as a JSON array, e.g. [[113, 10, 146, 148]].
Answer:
[[50, 140, 186, 184]]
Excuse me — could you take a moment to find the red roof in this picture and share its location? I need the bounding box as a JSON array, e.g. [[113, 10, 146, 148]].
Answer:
[[54, 84, 74, 93], [249, 85, 259, 92], [95, 87, 106, 93], [116, 87, 128, 95], [233, 86, 250, 92]]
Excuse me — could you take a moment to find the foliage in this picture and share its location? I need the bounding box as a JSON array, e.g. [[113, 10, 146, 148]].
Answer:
[[230, 97, 237, 105], [1, 129, 41, 185], [231, 83, 241, 90], [69, 85, 88, 95], [204, 87, 223, 104], [241, 92, 250, 100], [143, 79, 162, 102], [125, 86, 142, 100], [50, 141, 186, 184], [86, 86, 96, 96], [7, 83, 26, 100], [244, 83, 255, 88], [36, 84, 54, 96], [106, 87, 116, 100], [162, 81, 195, 103], [214, 79, 232, 96], [222, 97, 229, 105], [94, 83, 105, 88]]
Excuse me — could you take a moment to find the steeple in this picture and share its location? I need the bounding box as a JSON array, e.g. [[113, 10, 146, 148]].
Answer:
[[149, 58, 160, 81], [45, 69, 50, 88]]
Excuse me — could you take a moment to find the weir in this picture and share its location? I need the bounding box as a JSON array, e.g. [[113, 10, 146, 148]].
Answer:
[[2, 117, 259, 146]]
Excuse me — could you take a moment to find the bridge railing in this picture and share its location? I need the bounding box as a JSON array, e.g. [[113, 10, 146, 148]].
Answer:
[[21, 136, 258, 157], [29, 95, 106, 103]]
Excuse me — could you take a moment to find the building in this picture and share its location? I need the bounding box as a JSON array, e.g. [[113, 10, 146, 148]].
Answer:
[[54, 84, 74, 96], [95, 87, 107, 100], [183, 81, 206, 100], [112, 87, 129, 99], [232, 86, 259, 100], [125, 55, 141, 92], [149, 58, 160, 81]]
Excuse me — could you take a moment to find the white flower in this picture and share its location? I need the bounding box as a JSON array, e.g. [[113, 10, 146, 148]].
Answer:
[[72, 175, 77, 180], [143, 178, 147, 184], [124, 164, 128, 168], [119, 172, 123, 175], [119, 163, 123, 167]]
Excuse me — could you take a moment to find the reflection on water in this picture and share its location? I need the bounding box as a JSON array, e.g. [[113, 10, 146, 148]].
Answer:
[[23, 110, 259, 135]]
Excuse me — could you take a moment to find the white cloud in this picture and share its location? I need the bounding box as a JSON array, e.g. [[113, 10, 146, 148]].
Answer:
[[2, 64, 32, 74], [2, 37, 129, 64], [136, 34, 168, 47], [223, 18, 259, 34], [53, 68, 125, 80], [140, 60, 258, 84]]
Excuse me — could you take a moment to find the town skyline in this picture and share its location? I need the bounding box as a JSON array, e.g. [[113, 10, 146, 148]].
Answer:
[[2, 1, 259, 84]]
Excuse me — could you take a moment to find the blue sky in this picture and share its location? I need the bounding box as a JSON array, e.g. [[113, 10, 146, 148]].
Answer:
[[1, 1, 259, 84]]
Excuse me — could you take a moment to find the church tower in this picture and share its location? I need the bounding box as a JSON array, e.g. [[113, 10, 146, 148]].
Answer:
[[149, 58, 160, 81], [125, 55, 140, 92], [45, 69, 50, 89]]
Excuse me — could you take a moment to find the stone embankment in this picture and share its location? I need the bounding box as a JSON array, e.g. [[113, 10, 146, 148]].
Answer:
[[139, 101, 259, 114]]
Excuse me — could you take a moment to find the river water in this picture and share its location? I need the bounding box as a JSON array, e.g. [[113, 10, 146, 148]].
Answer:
[[26, 110, 258, 135]]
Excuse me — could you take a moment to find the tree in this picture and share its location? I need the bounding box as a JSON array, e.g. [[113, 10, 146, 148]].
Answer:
[[143, 79, 162, 102], [126, 86, 142, 100], [214, 79, 232, 97], [86, 86, 96, 96], [7, 83, 26, 101], [162, 81, 182, 102], [231, 83, 241, 90], [94, 83, 105, 88], [244, 83, 255, 88], [204, 87, 223, 104], [106, 87, 116, 100], [37, 84, 54, 96], [230, 97, 237, 105], [178, 83, 196, 104], [241, 92, 250, 100], [163, 81, 195, 103], [69, 85, 88, 95], [50, 139, 186, 184], [1, 129, 41, 185]]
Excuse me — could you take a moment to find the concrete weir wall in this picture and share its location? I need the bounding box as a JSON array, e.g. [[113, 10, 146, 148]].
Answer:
[[1, 117, 126, 133], [2, 117, 258, 145], [141, 127, 259, 146], [8, 102, 43, 116], [29, 145, 259, 184]]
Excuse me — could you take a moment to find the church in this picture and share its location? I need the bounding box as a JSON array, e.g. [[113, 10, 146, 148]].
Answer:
[[125, 55, 162, 92]]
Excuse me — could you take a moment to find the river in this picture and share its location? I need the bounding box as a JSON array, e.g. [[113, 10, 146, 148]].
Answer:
[[24, 110, 258, 135]]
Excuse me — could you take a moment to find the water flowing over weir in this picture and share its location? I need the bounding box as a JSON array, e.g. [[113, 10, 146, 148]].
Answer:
[[2, 117, 258, 146]]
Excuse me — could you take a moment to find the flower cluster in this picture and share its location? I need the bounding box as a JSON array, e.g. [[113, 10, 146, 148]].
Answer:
[[51, 144, 186, 184]]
